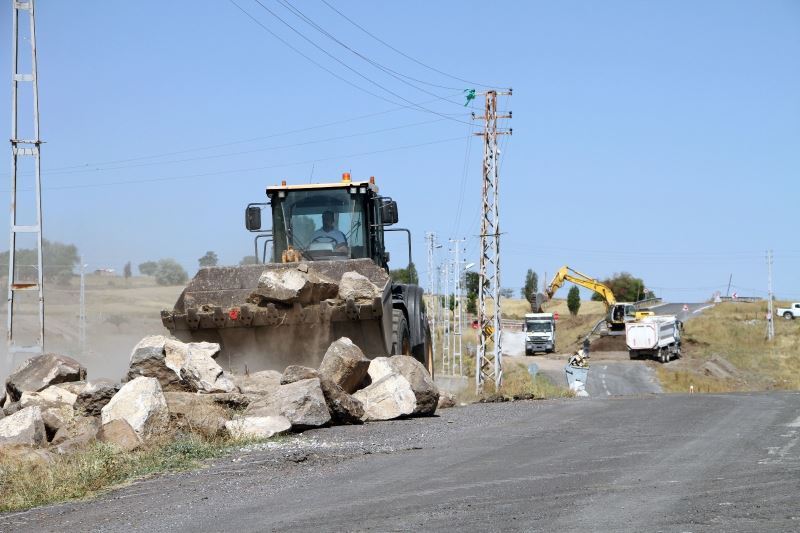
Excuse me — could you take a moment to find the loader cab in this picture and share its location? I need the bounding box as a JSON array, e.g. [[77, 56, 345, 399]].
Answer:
[[262, 175, 396, 267], [609, 303, 637, 329]]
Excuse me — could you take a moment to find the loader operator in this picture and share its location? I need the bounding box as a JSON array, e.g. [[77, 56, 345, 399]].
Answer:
[[310, 210, 348, 251]]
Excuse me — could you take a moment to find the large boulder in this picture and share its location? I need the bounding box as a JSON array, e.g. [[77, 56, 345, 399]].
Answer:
[[19, 384, 78, 409], [75, 380, 120, 416], [97, 419, 141, 452], [319, 378, 363, 424], [233, 370, 282, 395], [51, 416, 100, 454], [368, 356, 439, 416], [0, 445, 54, 467], [281, 365, 319, 385], [5, 353, 86, 402], [163, 392, 231, 437], [41, 404, 75, 440], [318, 337, 371, 393], [338, 271, 381, 301], [245, 378, 330, 429], [164, 340, 236, 393], [248, 264, 338, 306], [0, 406, 47, 447], [101, 377, 169, 438], [353, 374, 416, 421], [125, 335, 183, 390], [225, 415, 291, 440]]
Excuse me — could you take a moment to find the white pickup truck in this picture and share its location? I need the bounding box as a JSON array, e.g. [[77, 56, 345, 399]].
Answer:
[[776, 303, 800, 320]]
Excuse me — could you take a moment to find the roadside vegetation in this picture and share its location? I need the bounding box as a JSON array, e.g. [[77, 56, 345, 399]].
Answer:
[[659, 301, 800, 393], [0, 431, 271, 512]]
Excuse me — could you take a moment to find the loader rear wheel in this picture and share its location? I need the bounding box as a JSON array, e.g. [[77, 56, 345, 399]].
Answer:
[[392, 309, 411, 356]]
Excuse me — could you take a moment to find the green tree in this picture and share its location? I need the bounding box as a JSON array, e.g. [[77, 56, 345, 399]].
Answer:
[[499, 287, 513, 299], [590, 272, 655, 302], [0, 239, 79, 287], [522, 269, 539, 311], [465, 271, 479, 314], [567, 285, 581, 316], [198, 251, 218, 268], [390, 262, 418, 284], [139, 261, 158, 276], [123, 261, 132, 279], [154, 259, 188, 286], [239, 255, 259, 265]]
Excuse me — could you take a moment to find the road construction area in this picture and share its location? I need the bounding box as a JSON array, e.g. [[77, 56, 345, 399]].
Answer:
[[3, 391, 798, 532]]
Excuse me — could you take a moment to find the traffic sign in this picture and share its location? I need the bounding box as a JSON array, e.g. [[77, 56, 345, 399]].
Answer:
[[553, 312, 560, 321], [682, 304, 689, 312], [732, 292, 738, 300]]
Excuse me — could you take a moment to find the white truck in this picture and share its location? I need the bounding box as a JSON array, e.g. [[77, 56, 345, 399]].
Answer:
[[776, 303, 800, 320], [524, 313, 556, 355], [626, 315, 682, 363]]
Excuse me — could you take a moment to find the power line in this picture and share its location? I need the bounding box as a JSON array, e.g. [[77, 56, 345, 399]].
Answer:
[[0, 135, 468, 193], [276, 0, 466, 96], [321, 0, 501, 89], [243, 0, 476, 126]]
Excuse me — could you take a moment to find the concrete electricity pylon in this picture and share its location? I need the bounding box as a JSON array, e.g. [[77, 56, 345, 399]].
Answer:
[[473, 89, 511, 391], [7, 0, 45, 364], [441, 261, 451, 373], [425, 232, 441, 366], [766, 249, 775, 341]]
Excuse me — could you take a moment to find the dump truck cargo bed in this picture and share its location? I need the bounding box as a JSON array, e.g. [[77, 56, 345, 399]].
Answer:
[[161, 259, 393, 373]]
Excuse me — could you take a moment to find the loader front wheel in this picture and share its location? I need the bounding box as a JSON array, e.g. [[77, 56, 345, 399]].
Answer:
[[392, 309, 411, 356]]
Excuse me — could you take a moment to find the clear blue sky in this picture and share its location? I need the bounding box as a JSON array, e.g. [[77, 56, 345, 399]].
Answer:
[[0, 0, 798, 302]]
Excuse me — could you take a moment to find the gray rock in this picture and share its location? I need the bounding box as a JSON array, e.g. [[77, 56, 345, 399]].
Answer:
[[248, 265, 338, 306], [97, 419, 141, 452], [75, 380, 120, 417], [163, 391, 229, 436], [3, 401, 21, 416], [164, 340, 236, 393], [319, 378, 363, 424], [0, 445, 55, 467], [318, 337, 371, 393], [338, 271, 381, 301], [0, 406, 47, 447], [51, 416, 100, 454], [437, 391, 456, 410], [368, 356, 439, 416], [353, 374, 416, 421], [19, 385, 78, 409], [225, 415, 291, 439], [41, 405, 75, 440], [281, 365, 319, 385], [233, 370, 282, 395], [5, 353, 87, 402], [125, 335, 184, 390], [101, 377, 169, 438], [245, 378, 330, 429]]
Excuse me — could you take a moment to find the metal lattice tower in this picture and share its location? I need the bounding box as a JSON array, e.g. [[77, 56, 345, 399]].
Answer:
[[766, 249, 774, 341], [441, 262, 450, 373], [450, 239, 465, 376], [473, 90, 511, 391], [7, 0, 45, 361]]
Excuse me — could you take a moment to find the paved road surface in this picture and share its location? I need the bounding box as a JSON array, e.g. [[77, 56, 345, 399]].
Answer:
[[4, 392, 799, 532], [651, 302, 714, 320]]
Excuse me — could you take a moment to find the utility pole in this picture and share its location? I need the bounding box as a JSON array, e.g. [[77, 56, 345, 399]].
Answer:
[[442, 262, 450, 373], [79, 258, 86, 355], [450, 238, 465, 376], [726, 274, 732, 297], [473, 89, 512, 391], [425, 232, 441, 368], [766, 250, 774, 341], [7, 0, 45, 365]]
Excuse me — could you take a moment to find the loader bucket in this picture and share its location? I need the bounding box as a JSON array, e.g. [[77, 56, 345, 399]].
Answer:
[[161, 259, 393, 373]]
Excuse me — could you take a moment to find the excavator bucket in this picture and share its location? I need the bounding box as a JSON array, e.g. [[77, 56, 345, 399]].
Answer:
[[161, 259, 393, 373]]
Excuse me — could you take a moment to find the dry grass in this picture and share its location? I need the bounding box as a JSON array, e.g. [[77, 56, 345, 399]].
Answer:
[[658, 301, 800, 392], [0, 431, 270, 512]]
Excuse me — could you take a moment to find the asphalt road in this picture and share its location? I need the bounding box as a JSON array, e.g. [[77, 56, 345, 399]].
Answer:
[[650, 302, 715, 320], [4, 392, 799, 532]]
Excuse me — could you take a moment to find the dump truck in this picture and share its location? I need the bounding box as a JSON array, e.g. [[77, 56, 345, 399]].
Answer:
[[523, 313, 556, 355], [161, 173, 432, 375], [625, 315, 682, 363]]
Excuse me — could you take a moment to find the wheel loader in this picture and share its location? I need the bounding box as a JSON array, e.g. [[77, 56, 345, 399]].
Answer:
[[161, 173, 432, 376]]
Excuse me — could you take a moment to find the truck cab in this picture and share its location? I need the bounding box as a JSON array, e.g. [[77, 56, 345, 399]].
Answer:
[[524, 313, 556, 355]]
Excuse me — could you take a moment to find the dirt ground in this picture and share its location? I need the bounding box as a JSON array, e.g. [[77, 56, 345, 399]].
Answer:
[[1, 275, 181, 382]]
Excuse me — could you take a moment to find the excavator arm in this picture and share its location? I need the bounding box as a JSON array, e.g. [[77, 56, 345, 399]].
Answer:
[[544, 266, 617, 308]]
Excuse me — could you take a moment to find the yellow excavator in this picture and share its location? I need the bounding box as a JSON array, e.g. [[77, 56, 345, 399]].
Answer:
[[538, 266, 652, 330]]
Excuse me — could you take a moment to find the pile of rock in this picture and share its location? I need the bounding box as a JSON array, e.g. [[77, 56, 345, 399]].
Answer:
[[0, 334, 441, 462]]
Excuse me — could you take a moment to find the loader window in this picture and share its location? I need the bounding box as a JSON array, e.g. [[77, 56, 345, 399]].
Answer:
[[271, 188, 367, 261]]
